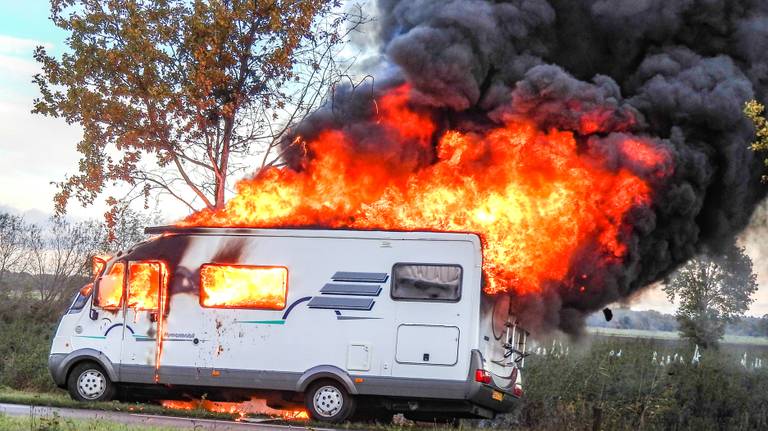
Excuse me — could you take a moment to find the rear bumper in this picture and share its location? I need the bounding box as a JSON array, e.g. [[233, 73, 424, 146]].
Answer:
[[464, 350, 520, 414], [354, 350, 521, 418]]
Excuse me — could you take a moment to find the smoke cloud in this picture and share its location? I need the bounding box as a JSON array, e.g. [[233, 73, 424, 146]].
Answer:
[[281, 0, 768, 333]]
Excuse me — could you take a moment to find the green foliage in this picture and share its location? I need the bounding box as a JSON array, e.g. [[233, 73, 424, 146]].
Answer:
[[0, 299, 59, 392], [0, 413, 184, 430], [518, 337, 768, 431], [663, 242, 758, 348], [744, 100, 768, 182]]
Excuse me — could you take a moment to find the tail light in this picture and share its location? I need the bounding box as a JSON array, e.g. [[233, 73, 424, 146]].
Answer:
[[513, 384, 524, 398], [475, 369, 492, 384]]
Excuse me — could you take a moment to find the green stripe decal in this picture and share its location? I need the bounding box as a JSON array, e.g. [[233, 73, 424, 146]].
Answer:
[[235, 320, 285, 325], [75, 335, 106, 339]]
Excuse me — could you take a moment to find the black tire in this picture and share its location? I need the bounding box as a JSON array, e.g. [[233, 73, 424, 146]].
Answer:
[[67, 362, 115, 402], [304, 379, 356, 423]]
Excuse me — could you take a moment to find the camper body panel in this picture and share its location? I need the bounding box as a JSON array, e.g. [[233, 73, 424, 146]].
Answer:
[[49, 228, 522, 417]]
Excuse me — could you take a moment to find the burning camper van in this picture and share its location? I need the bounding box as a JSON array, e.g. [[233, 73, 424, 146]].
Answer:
[[49, 226, 527, 422]]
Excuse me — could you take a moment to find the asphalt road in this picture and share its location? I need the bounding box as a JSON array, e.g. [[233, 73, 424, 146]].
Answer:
[[0, 403, 328, 430]]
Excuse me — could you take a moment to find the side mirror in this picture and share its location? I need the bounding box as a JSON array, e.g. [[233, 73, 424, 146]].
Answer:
[[89, 309, 99, 320], [92, 256, 109, 279]]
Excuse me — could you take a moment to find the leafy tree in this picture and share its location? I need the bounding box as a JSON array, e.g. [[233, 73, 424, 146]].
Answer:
[[33, 0, 365, 214], [744, 99, 768, 182], [663, 242, 758, 348]]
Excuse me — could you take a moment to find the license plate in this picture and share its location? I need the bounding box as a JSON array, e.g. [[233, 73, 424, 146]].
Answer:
[[492, 390, 504, 401]]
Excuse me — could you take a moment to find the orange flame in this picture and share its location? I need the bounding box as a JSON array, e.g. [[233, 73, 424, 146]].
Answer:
[[199, 264, 287, 309], [161, 398, 308, 421], [127, 261, 166, 310], [183, 85, 670, 295], [96, 262, 124, 308]]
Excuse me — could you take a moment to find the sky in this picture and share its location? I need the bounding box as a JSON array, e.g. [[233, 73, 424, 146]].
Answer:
[[0, 1, 766, 317]]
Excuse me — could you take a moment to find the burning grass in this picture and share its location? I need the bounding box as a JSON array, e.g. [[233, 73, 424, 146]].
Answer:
[[160, 397, 308, 421]]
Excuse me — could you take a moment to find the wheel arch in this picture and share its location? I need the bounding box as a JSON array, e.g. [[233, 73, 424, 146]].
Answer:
[[296, 365, 358, 395], [55, 349, 119, 386]]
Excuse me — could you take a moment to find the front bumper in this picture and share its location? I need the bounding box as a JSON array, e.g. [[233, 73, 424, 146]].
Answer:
[[48, 353, 68, 387]]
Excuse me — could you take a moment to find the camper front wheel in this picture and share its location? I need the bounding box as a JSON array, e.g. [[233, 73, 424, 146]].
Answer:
[[67, 362, 115, 402], [304, 379, 356, 423]]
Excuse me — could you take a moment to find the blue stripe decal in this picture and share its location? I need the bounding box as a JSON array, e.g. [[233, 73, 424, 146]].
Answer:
[[104, 323, 134, 337], [281, 296, 312, 320], [235, 320, 286, 325], [75, 335, 107, 339], [332, 272, 388, 283], [321, 283, 382, 296]]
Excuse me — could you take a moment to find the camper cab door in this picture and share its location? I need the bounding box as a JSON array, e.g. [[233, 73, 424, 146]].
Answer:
[[120, 261, 165, 383], [87, 261, 128, 371]]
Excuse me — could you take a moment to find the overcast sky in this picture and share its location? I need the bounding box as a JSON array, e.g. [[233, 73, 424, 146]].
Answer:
[[0, 1, 766, 317]]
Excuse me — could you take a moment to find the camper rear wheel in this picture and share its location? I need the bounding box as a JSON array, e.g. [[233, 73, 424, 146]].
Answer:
[[67, 362, 115, 402], [304, 379, 356, 423]]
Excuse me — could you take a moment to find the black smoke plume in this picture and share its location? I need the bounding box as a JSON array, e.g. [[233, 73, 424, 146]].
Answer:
[[285, 0, 768, 334]]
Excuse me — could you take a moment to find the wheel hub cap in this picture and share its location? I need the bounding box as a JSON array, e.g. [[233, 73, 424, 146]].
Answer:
[[313, 385, 343, 417], [77, 370, 106, 400]]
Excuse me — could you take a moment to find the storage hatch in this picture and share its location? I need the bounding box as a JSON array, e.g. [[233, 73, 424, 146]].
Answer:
[[395, 324, 459, 366]]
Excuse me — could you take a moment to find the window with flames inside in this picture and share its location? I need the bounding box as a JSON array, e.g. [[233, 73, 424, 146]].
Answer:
[[95, 261, 166, 310], [126, 261, 166, 310], [199, 264, 288, 310]]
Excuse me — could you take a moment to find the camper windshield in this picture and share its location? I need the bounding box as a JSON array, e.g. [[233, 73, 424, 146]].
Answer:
[[391, 263, 462, 301]]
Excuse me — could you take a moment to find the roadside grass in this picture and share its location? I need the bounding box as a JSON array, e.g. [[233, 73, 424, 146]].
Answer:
[[0, 413, 183, 431], [0, 387, 238, 421]]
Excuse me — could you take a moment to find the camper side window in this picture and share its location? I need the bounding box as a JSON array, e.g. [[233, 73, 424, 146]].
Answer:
[[199, 264, 288, 310], [95, 262, 125, 309], [391, 263, 462, 301]]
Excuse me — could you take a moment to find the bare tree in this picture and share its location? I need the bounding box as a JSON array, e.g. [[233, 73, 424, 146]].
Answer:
[[27, 218, 102, 305], [0, 212, 31, 288]]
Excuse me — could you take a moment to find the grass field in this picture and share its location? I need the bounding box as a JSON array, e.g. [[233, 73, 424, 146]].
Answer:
[[0, 386, 240, 421], [0, 414, 185, 431], [587, 327, 768, 345]]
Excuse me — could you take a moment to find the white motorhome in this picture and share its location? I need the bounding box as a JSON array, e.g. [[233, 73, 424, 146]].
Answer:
[[49, 227, 528, 422]]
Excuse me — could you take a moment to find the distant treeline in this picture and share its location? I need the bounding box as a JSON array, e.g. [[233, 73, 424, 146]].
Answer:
[[587, 308, 768, 338]]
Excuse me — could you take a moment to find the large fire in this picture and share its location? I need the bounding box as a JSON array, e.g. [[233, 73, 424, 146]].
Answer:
[[184, 85, 670, 295]]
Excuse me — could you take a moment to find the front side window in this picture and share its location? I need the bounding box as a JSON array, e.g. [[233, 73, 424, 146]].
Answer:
[[127, 261, 165, 310], [199, 264, 288, 310], [69, 283, 93, 314], [95, 262, 125, 308], [391, 263, 462, 301]]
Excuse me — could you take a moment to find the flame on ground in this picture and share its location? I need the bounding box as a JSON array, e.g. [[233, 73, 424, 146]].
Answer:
[[183, 85, 671, 296], [161, 398, 308, 421]]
